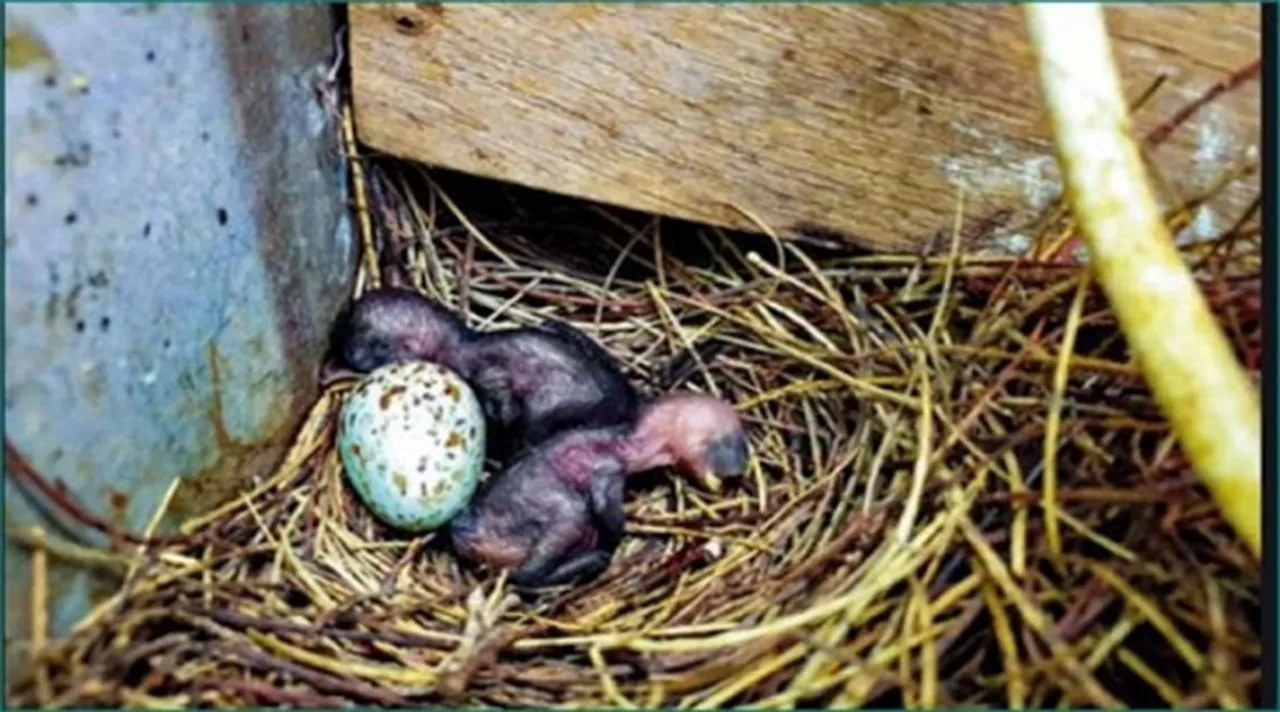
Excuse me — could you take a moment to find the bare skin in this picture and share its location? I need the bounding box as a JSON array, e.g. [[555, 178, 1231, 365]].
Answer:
[[449, 392, 750, 588], [322, 287, 642, 454]]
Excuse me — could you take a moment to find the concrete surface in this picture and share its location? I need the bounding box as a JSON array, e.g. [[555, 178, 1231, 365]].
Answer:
[[4, 2, 355, 682]]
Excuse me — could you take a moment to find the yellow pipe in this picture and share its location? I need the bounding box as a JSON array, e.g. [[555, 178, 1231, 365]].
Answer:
[[1022, 3, 1261, 557]]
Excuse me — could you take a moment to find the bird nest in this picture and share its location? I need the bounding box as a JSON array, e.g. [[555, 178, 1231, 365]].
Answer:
[[9, 102, 1263, 708]]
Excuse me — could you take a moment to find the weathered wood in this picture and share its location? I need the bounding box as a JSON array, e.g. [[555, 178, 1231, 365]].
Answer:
[[350, 4, 1260, 252]]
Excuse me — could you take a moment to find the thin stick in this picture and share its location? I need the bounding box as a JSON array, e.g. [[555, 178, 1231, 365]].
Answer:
[[30, 526, 52, 706], [1043, 272, 1091, 558], [1024, 3, 1261, 557], [1144, 58, 1261, 148], [123, 477, 182, 586], [894, 352, 934, 544], [341, 103, 379, 292], [927, 188, 966, 340]]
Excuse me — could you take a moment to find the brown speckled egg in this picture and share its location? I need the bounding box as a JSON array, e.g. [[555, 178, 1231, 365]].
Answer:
[[336, 361, 486, 532]]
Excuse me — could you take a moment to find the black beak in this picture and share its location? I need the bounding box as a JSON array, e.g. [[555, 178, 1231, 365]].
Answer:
[[705, 432, 750, 478]]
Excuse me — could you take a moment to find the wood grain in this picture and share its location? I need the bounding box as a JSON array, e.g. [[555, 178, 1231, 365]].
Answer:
[[349, 4, 1260, 252]]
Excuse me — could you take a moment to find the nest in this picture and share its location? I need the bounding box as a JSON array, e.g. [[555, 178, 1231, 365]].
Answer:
[[8, 76, 1262, 708]]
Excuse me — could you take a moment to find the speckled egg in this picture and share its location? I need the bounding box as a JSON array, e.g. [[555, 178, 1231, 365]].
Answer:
[[337, 361, 486, 532]]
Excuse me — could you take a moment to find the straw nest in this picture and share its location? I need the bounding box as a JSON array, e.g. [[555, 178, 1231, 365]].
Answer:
[[9, 82, 1261, 708]]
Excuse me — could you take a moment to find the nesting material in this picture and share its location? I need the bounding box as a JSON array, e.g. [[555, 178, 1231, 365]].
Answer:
[[9, 78, 1262, 707]]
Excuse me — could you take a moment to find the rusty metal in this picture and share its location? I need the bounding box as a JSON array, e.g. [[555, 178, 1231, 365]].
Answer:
[[4, 2, 355, 676]]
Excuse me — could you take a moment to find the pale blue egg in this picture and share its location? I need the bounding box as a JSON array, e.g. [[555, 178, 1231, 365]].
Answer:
[[336, 361, 486, 532]]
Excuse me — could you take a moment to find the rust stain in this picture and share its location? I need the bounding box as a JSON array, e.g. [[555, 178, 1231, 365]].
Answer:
[[445, 430, 463, 449], [108, 489, 129, 523], [161, 344, 297, 530], [4, 23, 55, 72], [443, 382, 461, 402]]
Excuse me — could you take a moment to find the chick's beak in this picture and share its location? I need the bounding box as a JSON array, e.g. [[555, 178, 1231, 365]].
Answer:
[[705, 432, 750, 478]]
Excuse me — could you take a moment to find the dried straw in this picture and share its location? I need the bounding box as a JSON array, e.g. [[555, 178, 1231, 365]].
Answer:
[[7, 56, 1261, 709]]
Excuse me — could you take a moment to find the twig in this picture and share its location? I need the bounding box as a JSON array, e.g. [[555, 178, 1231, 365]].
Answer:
[[1144, 59, 1261, 148]]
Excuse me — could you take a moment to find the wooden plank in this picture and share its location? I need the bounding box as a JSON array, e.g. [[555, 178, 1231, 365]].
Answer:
[[350, 4, 1260, 253]]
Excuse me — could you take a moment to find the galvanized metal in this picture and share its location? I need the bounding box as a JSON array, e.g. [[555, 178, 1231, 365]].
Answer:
[[4, 2, 354, 674]]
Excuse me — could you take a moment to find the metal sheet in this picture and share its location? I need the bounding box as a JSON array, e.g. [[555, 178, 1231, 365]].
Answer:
[[4, 2, 354, 678]]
